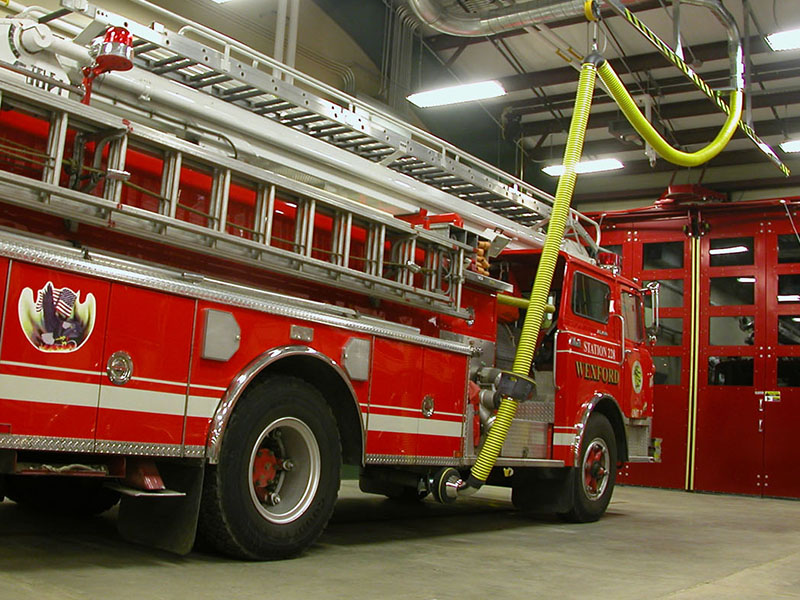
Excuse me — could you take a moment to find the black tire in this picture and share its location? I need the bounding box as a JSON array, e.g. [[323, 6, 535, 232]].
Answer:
[[559, 413, 617, 523], [197, 375, 341, 560], [5, 476, 120, 515]]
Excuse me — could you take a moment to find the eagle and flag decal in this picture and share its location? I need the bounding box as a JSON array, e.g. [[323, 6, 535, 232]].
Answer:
[[18, 281, 96, 352]]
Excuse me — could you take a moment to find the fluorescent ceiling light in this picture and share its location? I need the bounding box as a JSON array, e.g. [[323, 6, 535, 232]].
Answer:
[[709, 245, 749, 256], [780, 140, 800, 153], [766, 27, 800, 51], [736, 277, 756, 283], [542, 158, 624, 176], [210, 0, 233, 3], [779, 295, 800, 302], [792, 317, 800, 322], [407, 81, 505, 108]]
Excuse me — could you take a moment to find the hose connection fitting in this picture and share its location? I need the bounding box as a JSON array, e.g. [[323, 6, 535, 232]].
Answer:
[[496, 371, 537, 403], [583, 51, 605, 68], [430, 467, 480, 503]]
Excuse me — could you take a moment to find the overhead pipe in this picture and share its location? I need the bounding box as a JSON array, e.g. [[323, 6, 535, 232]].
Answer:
[[406, 0, 744, 91], [405, 0, 652, 38], [677, 0, 743, 90]]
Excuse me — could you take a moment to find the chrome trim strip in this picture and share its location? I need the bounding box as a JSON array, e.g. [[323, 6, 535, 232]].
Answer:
[[95, 439, 183, 457], [0, 434, 95, 453], [183, 445, 206, 458], [494, 458, 565, 468], [365, 454, 465, 466], [0, 229, 473, 356], [206, 345, 365, 464], [364, 454, 565, 468]]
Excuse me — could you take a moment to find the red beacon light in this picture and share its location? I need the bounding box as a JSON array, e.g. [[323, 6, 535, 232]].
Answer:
[[81, 27, 134, 105], [96, 27, 134, 72], [597, 250, 622, 273]]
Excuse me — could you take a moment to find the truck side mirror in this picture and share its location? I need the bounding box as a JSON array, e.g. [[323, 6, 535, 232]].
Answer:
[[641, 281, 660, 342]]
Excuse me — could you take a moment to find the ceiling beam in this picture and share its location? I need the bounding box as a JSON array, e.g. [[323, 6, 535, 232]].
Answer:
[[574, 174, 800, 205], [497, 36, 770, 93], [424, 0, 665, 52], [503, 59, 800, 117], [529, 117, 800, 161], [582, 148, 785, 178], [520, 89, 800, 137]]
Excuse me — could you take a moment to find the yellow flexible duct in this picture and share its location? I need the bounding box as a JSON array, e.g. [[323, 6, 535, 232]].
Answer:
[[497, 294, 556, 314], [597, 60, 742, 167], [467, 61, 598, 487]]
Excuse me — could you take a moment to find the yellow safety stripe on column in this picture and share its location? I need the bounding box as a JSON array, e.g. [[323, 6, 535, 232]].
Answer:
[[685, 236, 701, 491], [605, 3, 790, 176]]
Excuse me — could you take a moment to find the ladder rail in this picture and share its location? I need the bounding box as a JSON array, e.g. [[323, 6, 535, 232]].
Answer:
[[51, 4, 564, 227], [0, 71, 478, 317]]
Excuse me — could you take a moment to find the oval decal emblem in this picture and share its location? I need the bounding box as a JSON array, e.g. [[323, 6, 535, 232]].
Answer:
[[632, 360, 644, 394]]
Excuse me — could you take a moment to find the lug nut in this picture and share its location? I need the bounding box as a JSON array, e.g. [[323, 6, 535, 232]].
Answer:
[[267, 492, 281, 506], [282, 459, 294, 471]]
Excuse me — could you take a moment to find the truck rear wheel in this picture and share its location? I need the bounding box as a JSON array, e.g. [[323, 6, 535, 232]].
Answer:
[[198, 375, 341, 560], [559, 413, 617, 523]]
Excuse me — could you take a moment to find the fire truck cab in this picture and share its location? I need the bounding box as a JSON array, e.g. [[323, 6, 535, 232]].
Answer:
[[0, 1, 659, 560]]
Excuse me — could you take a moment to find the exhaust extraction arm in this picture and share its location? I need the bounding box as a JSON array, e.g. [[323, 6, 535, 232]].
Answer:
[[414, 0, 775, 502]]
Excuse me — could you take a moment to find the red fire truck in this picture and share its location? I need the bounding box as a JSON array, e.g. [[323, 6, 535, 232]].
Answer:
[[0, 1, 659, 559]]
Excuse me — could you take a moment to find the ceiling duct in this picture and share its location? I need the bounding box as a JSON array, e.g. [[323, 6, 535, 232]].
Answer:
[[406, 0, 743, 91], [405, 0, 652, 37]]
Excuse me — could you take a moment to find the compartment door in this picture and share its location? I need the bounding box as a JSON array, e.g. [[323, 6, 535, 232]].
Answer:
[[96, 283, 195, 451], [0, 262, 110, 443]]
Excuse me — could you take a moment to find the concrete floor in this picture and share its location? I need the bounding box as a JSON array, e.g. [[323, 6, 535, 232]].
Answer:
[[1, 482, 799, 600]]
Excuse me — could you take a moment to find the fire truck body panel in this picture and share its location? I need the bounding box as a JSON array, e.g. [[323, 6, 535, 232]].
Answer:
[[0, 230, 490, 464], [0, 230, 655, 470]]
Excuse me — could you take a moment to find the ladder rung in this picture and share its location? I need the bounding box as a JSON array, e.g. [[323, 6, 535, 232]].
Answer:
[[311, 128, 351, 139], [224, 89, 265, 103], [189, 74, 231, 88], [133, 42, 159, 54], [186, 70, 222, 83], [254, 102, 295, 115], [223, 84, 255, 96], [283, 115, 325, 127], [152, 58, 196, 75]]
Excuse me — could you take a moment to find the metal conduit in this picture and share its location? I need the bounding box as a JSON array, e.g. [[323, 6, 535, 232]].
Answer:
[[406, 0, 743, 91], [405, 0, 646, 37]]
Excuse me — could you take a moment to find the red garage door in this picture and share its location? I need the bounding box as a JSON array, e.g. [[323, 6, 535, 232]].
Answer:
[[694, 209, 800, 498], [600, 199, 800, 499], [601, 217, 692, 490]]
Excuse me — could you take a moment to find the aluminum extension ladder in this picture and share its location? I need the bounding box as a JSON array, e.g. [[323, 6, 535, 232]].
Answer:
[[46, 1, 598, 251], [0, 69, 475, 319]]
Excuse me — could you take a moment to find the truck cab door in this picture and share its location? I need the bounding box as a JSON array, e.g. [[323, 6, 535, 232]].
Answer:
[[620, 286, 652, 418]]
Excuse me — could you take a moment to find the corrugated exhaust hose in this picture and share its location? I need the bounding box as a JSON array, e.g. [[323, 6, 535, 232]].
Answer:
[[597, 59, 742, 167], [429, 61, 600, 500], [433, 53, 743, 502]]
